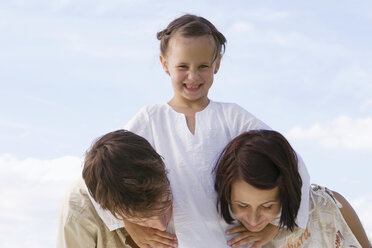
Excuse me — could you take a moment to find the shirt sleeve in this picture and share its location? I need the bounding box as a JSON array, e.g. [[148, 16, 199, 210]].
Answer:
[[124, 106, 154, 146], [295, 154, 311, 229], [226, 103, 271, 137], [57, 215, 97, 248], [57, 181, 99, 248]]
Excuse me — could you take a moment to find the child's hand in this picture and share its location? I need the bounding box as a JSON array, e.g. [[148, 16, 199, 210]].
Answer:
[[226, 223, 279, 248], [123, 219, 178, 248]]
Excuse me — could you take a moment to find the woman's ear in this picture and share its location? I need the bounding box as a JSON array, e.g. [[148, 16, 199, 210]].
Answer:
[[214, 55, 222, 74], [159, 55, 170, 75]]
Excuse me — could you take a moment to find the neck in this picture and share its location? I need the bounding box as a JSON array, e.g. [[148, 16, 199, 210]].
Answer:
[[168, 97, 210, 114]]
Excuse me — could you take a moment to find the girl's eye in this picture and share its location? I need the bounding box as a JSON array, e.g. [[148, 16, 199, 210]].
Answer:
[[199, 65, 209, 69], [178, 65, 187, 69]]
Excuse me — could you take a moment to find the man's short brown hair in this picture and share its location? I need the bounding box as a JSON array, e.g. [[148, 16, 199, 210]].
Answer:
[[82, 129, 171, 219]]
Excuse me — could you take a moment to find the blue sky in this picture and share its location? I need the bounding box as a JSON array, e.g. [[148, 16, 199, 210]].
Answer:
[[0, 0, 371, 247]]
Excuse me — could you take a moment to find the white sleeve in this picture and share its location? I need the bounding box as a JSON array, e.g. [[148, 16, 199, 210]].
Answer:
[[124, 106, 154, 146], [226, 103, 271, 137], [295, 153, 310, 229]]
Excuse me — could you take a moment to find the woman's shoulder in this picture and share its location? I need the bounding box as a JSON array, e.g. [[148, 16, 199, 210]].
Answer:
[[310, 184, 342, 209]]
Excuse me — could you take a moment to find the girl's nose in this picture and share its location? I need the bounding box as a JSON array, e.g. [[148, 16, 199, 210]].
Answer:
[[187, 70, 200, 81]]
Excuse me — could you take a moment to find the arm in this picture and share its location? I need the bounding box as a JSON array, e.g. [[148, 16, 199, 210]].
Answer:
[[123, 219, 178, 248], [332, 191, 371, 248], [226, 223, 279, 248], [57, 185, 98, 248]]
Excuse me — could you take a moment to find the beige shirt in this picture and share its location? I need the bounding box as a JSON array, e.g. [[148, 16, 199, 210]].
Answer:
[[57, 178, 134, 248], [265, 185, 361, 248]]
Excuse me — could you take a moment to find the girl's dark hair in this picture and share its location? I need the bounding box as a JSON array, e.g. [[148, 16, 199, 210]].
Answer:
[[157, 14, 226, 62], [83, 129, 171, 219], [214, 130, 302, 231]]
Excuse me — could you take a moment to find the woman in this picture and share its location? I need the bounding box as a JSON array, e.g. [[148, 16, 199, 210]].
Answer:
[[214, 130, 370, 247]]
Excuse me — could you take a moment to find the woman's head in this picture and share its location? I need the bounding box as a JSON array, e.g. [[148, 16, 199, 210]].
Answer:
[[214, 130, 302, 232], [157, 14, 227, 108]]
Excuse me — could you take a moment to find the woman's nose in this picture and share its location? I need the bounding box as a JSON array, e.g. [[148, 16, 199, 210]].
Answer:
[[247, 211, 260, 225], [239, 210, 260, 226]]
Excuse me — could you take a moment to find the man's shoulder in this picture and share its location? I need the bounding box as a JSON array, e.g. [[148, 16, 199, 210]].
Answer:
[[61, 178, 98, 222]]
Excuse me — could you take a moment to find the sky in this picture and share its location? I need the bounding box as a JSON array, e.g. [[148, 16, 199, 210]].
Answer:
[[0, 0, 371, 247]]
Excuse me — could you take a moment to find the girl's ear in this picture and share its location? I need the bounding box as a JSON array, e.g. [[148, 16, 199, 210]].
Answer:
[[159, 55, 170, 75], [214, 55, 222, 74]]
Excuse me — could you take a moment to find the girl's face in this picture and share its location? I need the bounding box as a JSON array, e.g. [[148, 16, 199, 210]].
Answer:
[[231, 180, 281, 233], [160, 34, 221, 108]]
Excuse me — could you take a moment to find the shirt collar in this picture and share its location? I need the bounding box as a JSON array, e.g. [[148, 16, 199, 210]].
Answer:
[[85, 182, 124, 231]]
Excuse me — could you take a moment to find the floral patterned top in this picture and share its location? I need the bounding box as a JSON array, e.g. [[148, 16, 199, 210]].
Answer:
[[264, 185, 361, 248]]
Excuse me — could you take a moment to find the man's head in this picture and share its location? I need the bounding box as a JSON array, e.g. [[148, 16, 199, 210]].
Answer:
[[82, 129, 172, 230]]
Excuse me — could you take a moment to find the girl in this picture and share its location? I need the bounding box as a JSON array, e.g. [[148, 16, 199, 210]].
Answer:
[[91, 14, 310, 248], [214, 129, 370, 247]]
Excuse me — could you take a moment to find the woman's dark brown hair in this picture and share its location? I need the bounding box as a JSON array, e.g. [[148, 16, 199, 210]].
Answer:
[[157, 14, 226, 62], [214, 130, 302, 231], [83, 129, 171, 219]]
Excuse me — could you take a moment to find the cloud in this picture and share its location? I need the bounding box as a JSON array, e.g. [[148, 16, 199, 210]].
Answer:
[[0, 154, 82, 182], [286, 116, 372, 150], [0, 154, 82, 248]]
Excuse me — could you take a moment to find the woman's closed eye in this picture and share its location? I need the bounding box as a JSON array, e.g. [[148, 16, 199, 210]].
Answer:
[[261, 205, 273, 210], [237, 202, 248, 208]]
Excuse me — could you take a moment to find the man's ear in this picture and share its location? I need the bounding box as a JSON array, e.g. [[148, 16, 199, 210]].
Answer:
[[214, 55, 222, 74], [159, 55, 169, 75]]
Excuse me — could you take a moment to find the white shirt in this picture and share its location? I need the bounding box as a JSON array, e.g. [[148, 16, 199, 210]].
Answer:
[[91, 101, 310, 248]]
